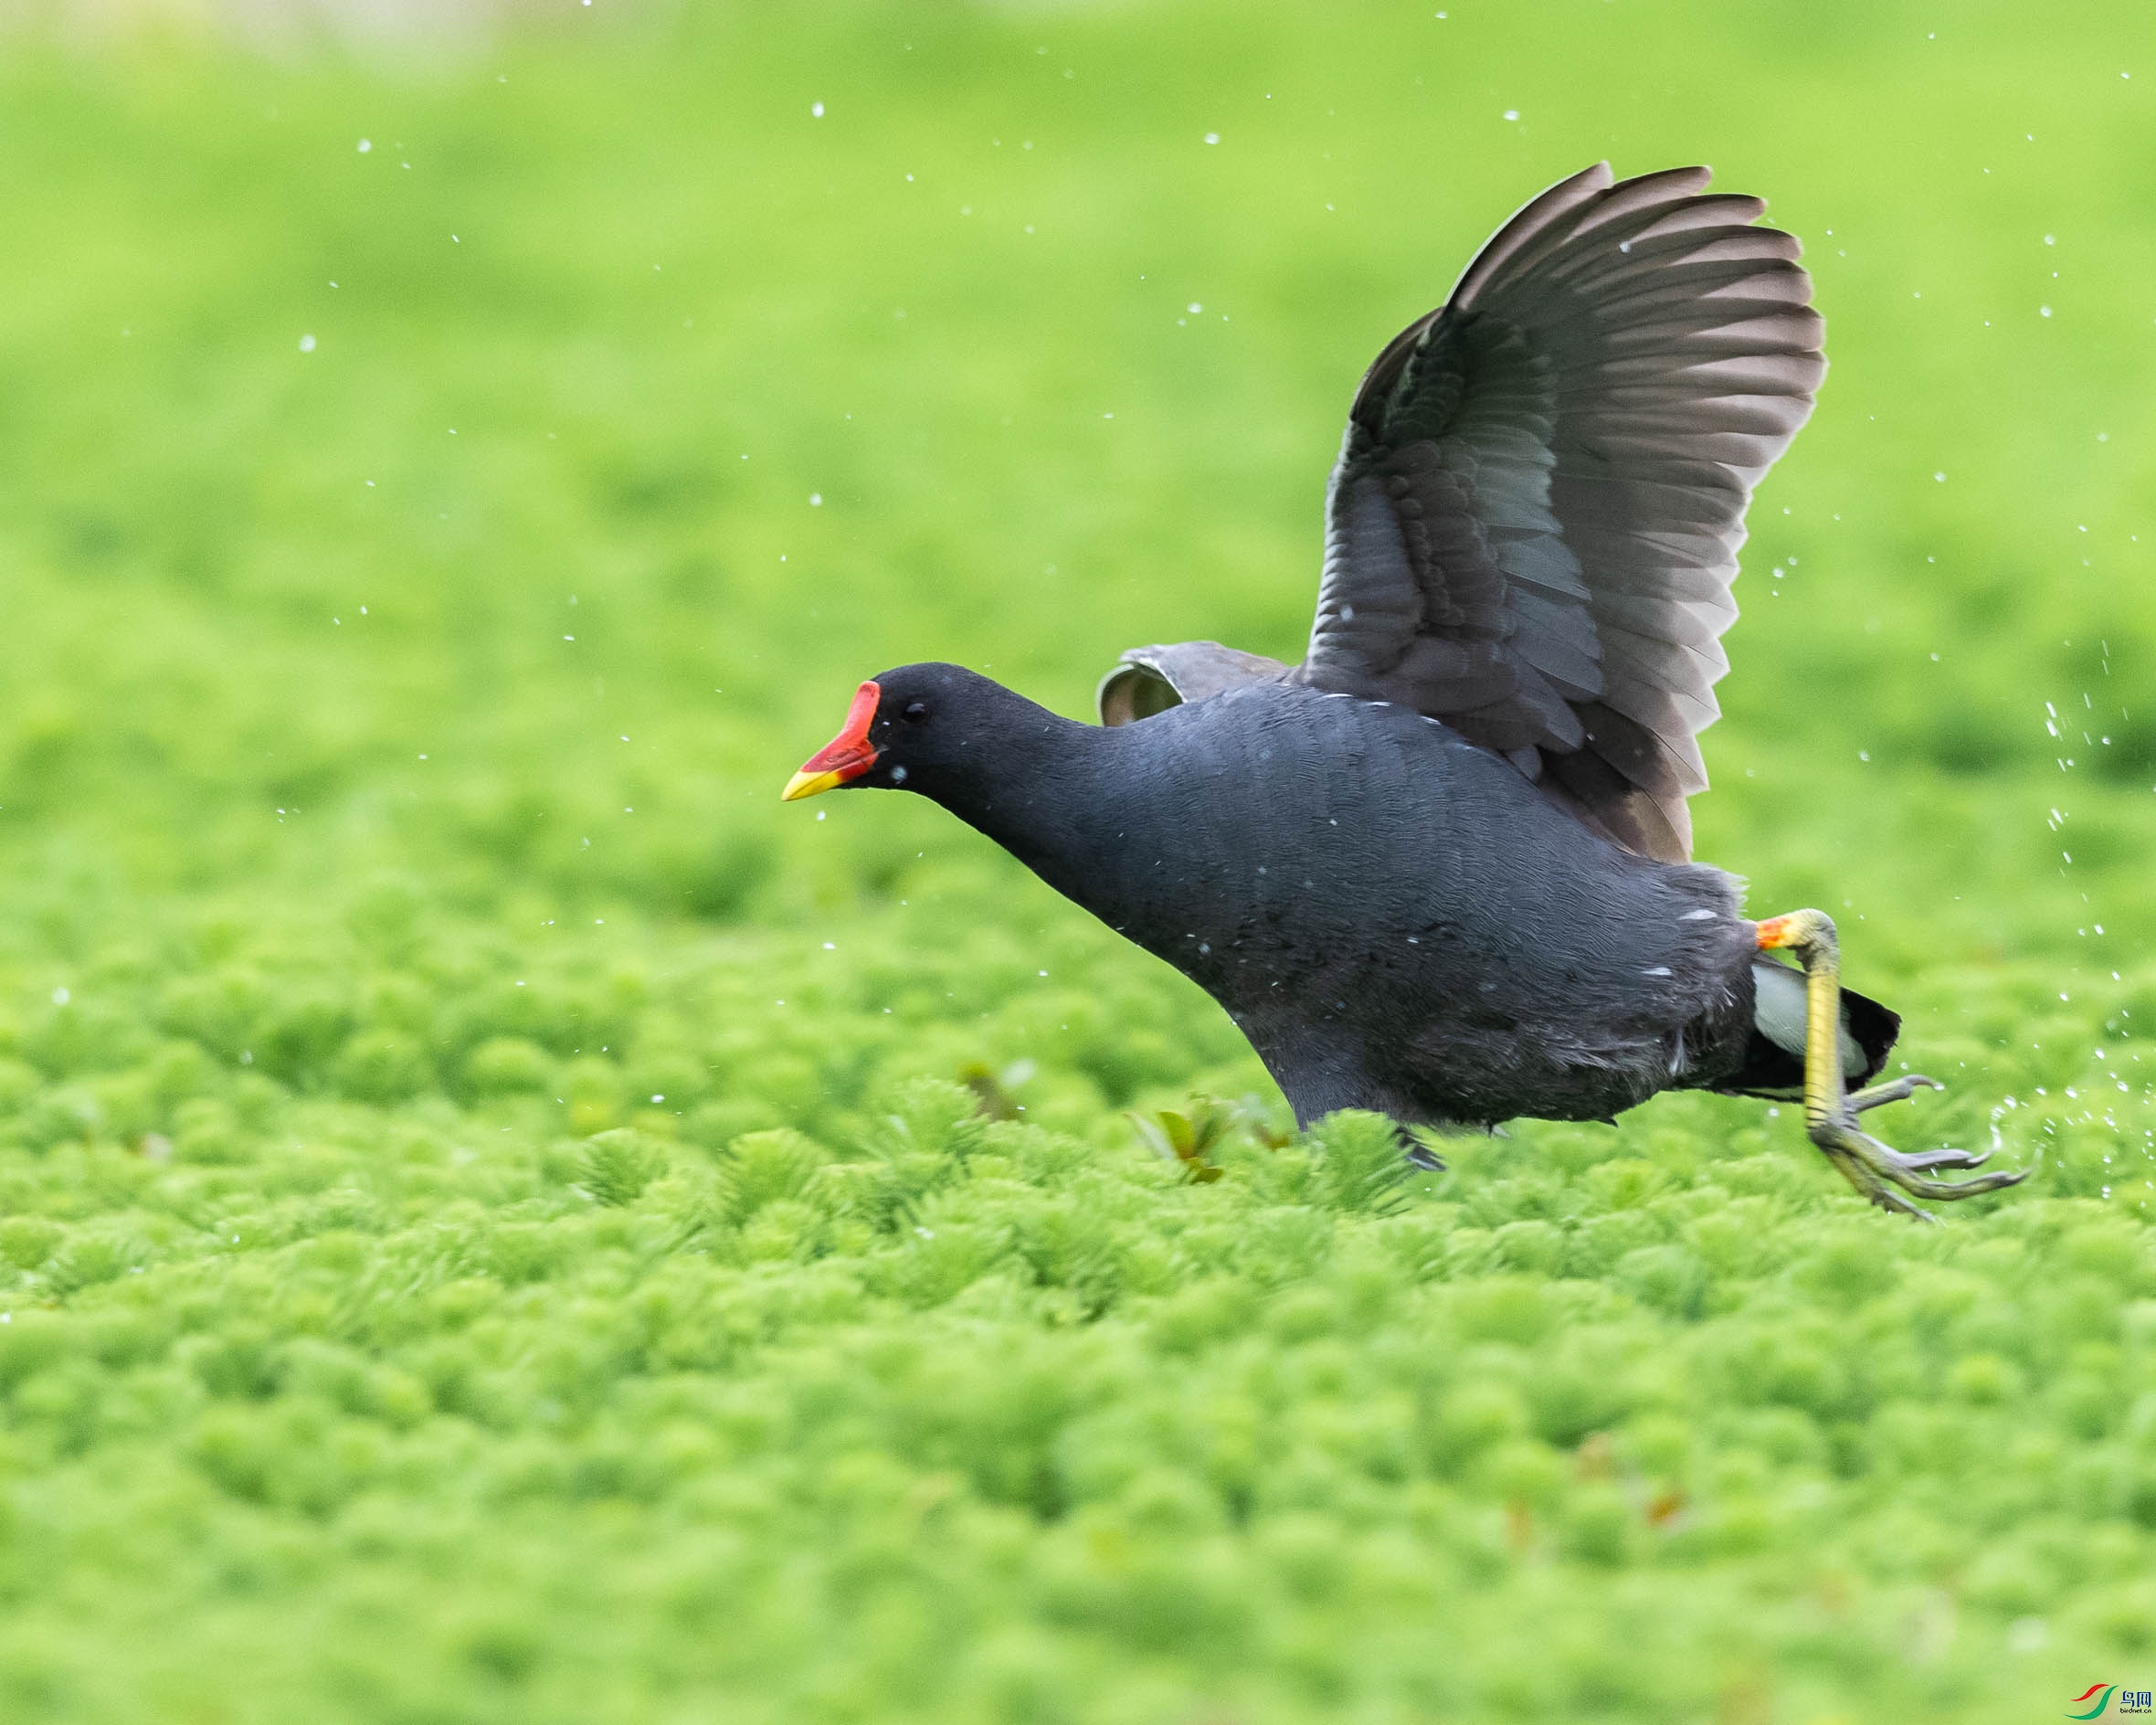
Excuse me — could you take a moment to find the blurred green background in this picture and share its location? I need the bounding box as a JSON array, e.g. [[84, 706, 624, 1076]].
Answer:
[[2, 2, 2155, 1720]]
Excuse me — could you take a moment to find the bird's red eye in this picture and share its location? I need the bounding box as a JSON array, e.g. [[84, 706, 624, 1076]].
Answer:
[[901, 701, 930, 724]]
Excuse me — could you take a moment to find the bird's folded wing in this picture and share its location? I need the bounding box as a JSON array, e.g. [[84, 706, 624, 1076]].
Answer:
[[1299, 163, 1824, 861], [1097, 640, 1291, 726]]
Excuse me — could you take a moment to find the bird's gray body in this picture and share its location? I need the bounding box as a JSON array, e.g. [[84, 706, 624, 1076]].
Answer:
[[798, 164, 1913, 1142], [938, 679, 1759, 1129]]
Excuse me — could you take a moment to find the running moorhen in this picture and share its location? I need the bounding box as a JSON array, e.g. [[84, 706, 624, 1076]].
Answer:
[[784, 164, 2022, 1217]]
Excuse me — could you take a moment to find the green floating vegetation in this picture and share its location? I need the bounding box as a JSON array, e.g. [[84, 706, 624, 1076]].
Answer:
[[0, 0, 2153, 1719], [0, 888, 2151, 1723]]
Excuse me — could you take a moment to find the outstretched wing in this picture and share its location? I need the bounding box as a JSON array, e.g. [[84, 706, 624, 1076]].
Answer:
[[1299, 163, 1823, 861]]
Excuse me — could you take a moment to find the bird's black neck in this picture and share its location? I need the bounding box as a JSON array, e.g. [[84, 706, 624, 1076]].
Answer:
[[907, 701, 1124, 905]]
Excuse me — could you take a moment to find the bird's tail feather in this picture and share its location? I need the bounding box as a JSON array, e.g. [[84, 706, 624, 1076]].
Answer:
[[1717, 957, 1900, 1099]]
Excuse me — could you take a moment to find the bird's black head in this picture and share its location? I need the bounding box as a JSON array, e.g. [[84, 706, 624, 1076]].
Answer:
[[781, 661, 1034, 805]]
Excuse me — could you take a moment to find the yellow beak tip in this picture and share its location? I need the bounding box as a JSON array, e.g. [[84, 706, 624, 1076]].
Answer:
[[782, 768, 842, 803]]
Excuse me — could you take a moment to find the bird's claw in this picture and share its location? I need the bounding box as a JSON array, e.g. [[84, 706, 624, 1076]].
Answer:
[[1810, 1098, 2025, 1221]]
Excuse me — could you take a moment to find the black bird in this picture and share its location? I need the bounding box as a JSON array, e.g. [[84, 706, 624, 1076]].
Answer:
[[784, 164, 2022, 1218]]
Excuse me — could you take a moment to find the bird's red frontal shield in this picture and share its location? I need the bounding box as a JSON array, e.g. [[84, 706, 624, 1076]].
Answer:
[[782, 681, 882, 800]]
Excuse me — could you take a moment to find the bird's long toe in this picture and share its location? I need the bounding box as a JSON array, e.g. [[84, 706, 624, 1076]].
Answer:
[[1821, 1148, 1939, 1222], [1845, 1074, 1943, 1114], [1886, 1144, 1992, 1172]]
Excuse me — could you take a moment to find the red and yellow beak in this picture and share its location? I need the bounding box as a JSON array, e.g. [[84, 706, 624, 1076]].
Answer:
[[782, 680, 882, 801]]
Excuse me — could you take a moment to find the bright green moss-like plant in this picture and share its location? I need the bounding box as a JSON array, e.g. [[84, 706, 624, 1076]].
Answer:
[[0, 2, 2151, 1720]]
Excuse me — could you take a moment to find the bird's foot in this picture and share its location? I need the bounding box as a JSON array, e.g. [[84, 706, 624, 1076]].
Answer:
[[1756, 908, 2027, 1220], [1404, 1138, 1448, 1173], [1390, 1122, 1450, 1172], [1808, 1085, 2025, 1221]]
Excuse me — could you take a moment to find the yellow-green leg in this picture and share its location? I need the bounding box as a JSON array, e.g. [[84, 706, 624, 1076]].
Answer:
[[1755, 910, 2025, 1220]]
